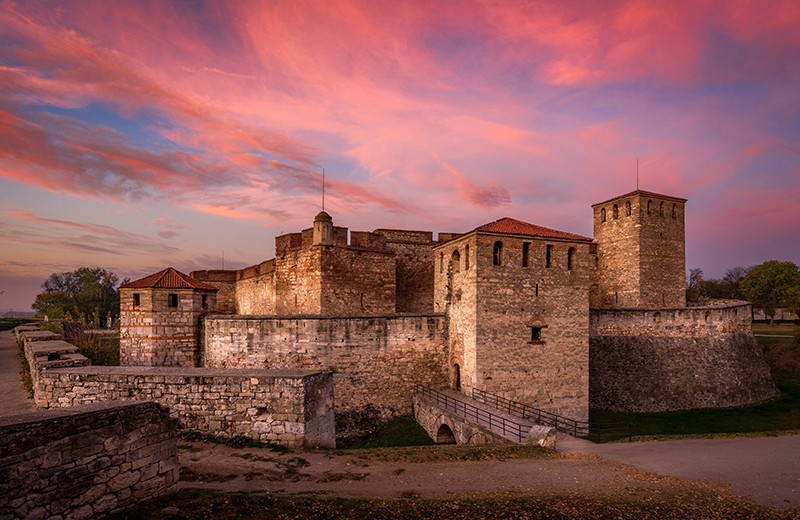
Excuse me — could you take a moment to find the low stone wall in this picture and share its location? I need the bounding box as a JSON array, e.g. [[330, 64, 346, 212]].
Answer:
[[35, 367, 335, 448], [589, 302, 780, 412], [0, 400, 178, 519], [202, 314, 448, 420]]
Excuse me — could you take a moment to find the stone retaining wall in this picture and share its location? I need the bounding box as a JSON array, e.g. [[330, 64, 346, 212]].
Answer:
[[0, 400, 178, 519]]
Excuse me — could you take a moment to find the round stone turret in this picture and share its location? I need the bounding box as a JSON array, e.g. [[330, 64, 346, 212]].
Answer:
[[313, 211, 334, 245]]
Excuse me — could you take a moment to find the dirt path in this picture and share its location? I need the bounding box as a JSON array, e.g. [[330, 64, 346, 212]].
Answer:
[[176, 434, 800, 512], [0, 330, 36, 417]]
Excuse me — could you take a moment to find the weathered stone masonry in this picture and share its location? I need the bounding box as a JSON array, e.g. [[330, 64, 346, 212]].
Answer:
[[0, 400, 178, 520], [202, 314, 448, 419], [589, 302, 780, 412]]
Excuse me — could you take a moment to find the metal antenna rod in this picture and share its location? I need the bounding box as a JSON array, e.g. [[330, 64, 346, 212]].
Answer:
[[322, 167, 325, 212], [636, 159, 639, 190]]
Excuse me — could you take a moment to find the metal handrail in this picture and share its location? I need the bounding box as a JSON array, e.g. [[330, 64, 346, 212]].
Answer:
[[471, 388, 632, 441], [414, 384, 532, 443]]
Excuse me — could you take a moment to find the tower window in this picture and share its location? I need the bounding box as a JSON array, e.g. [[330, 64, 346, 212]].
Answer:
[[493, 241, 503, 266], [546, 245, 553, 268], [451, 249, 460, 272], [168, 293, 178, 308], [613, 204, 619, 219], [465, 245, 470, 269], [202, 294, 207, 309], [529, 327, 544, 343], [647, 200, 652, 215], [440, 252, 444, 273], [567, 247, 575, 270], [600, 208, 606, 222], [660, 201, 664, 216], [522, 242, 530, 267], [625, 201, 631, 216], [133, 293, 140, 307], [672, 203, 677, 218]]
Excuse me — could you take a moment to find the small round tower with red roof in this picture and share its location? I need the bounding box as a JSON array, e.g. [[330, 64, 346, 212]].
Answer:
[[119, 267, 218, 366]]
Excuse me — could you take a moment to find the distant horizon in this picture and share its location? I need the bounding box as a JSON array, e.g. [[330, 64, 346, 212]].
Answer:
[[2, 1, 798, 311]]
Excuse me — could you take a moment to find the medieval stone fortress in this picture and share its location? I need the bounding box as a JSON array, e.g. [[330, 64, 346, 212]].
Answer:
[[108, 188, 777, 432]]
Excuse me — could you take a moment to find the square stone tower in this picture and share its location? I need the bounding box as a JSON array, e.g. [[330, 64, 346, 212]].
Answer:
[[119, 267, 217, 366], [434, 217, 593, 422], [591, 190, 687, 308]]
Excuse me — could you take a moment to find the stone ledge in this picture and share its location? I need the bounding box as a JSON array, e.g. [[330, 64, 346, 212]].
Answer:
[[44, 366, 326, 378]]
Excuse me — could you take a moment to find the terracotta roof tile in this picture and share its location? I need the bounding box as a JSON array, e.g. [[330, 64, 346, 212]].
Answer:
[[593, 189, 687, 207], [119, 267, 218, 291], [438, 217, 591, 246]]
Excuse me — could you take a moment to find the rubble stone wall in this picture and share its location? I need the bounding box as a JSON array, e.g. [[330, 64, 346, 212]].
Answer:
[[33, 367, 335, 448], [0, 400, 178, 520], [202, 314, 448, 419]]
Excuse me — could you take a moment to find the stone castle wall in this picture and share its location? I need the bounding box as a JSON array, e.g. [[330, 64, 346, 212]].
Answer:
[[202, 314, 448, 419], [376, 229, 437, 313], [35, 367, 334, 448], [0, 400, 178, 520], [589, 302, 780, 412]]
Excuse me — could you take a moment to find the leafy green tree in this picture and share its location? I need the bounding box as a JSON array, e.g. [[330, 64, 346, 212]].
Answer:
[[32, 267, 129, 326], [740, 260, 800, 325]]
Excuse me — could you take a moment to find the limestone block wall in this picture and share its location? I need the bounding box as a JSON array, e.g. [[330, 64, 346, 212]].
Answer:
[[120, 288, 215, 367], [202, 314, 448, 419], [33, 367, 335, 448], [589, 302, 780, 412], [0, 400, 178, 519], [376, 229, 436, 314]]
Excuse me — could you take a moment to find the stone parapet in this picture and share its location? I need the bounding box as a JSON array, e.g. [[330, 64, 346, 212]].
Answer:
[[0, 400, 178, 519], [590, 301, 752, 338]]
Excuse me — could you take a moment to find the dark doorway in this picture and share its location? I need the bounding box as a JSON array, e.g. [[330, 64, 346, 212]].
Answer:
[[453, 364, 461, 391], [436, 424, 456, 444]]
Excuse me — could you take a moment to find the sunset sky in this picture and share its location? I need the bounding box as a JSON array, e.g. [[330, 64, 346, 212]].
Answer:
[[1, 0, 799, 311]]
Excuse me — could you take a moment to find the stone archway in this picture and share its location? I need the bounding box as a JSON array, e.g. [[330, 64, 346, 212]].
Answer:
[[436, 424, 456, 444]]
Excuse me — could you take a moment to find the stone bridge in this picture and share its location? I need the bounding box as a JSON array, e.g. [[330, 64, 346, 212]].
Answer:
[[412, 387, 556, 449]]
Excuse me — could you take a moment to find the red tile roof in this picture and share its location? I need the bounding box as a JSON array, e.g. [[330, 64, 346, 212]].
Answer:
[[438, 217, 591, 246], [593, 189, 687, 207], [119, 267, 218, 291]]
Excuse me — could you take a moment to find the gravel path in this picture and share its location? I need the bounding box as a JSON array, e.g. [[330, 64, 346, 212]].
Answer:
[[0, 330, 36, 417], [558, 433, 800, 509]]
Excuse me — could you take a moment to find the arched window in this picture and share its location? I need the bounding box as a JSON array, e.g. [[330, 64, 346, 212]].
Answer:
[[659, 201, 664, 216], [625, 201, 631, 216], [567, 247, 575, 270], [522, 242, 530, 268], [464, 245, 470, 269], [493, 241, 503, 266], [451, 249, 460, 272], [546, 244, 553, 268], [672, 203, 677, 218], [439, 252, 444, 273], [647, 200, 652, 215], [600, 208, 606, 222], [613, 204, 619, 219]]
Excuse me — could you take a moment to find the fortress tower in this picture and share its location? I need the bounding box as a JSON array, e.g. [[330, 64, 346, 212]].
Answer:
[[591, 190, 687, 308], [434, 218, 593, 422], [119, 267, 217, 366]]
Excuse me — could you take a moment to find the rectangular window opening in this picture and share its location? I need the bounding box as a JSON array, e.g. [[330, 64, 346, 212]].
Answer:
[[546, 245, 553, 268], [529, 327, 543, 343], [168, 293, 178, 308], [522, 242, 530, 267], [202, 294, 208, 309], [133, 293, 140, 306]]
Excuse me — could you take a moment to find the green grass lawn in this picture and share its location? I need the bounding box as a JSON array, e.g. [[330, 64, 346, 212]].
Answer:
[[336, 417, 434, 449]]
